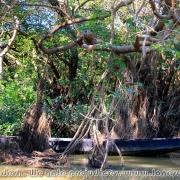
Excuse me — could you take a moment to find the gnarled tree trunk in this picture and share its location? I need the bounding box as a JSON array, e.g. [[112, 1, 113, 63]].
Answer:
[[19, 78, 50, 153]]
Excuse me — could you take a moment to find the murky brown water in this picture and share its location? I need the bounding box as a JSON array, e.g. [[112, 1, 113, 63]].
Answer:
[[1, 155, 180, 180]]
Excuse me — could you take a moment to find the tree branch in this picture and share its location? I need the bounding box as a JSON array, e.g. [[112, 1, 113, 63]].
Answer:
[[0, 16, 20, 57], [38, 37, 82, 55], [38, 12, 109, 54], [38, 13, 109, 42], [114, 0, 135, 13], [81, 43, 151, 54], [39, 33, 155, 55], [149, 0, 171, 19], [6, 53, 23, 66], [135, 0, 146, 19], [38, 55, 61, 80], [74, 0, 93, 15], [137, 34, 159, 43]]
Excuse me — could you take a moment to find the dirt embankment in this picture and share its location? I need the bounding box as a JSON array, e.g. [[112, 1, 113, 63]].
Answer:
[[0, 136, 67, 169], [0, 136, 29, 165]]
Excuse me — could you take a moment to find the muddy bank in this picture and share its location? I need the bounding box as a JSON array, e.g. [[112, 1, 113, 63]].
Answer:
[[0, 136, 67, 168], [0, 136, 30, 165]]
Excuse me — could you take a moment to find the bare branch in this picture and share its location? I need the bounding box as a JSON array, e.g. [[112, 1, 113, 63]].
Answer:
[[149, 0, 171, 19], [114, 0, 135, 13], [110, 0, 116, 44], [74, 0, 93, 15], [38, 13, 109, 53], [135, 0, 146, 19], [6, 53, 23, 66], [137, 34, 159, 43], [0, 16, 20, 57], [81, 43, 151, 55], [38, 36, 83, 55]]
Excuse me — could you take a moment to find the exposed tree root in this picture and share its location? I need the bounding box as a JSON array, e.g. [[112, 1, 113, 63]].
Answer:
[[0, 136, 30, 166], [0, 136, 69, 168], [19, 100, 50, 153], [60, 71, 125, 169]]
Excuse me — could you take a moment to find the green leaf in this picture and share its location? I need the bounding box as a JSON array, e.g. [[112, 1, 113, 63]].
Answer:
[[176, 51, 180, 59]]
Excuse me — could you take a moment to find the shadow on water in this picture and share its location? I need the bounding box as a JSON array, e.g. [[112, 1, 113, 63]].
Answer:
[[1, 155, 180, 180]]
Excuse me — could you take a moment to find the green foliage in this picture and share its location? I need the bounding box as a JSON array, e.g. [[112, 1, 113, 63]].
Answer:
[[45, 96, 88, 137], [151, 37, 180, 60], [0, 71, 36, 135]]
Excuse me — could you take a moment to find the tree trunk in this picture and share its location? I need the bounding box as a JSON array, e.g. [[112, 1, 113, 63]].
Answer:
[[19, 78, 50, 153], [0, 55, 4, 80], [69, 48, 78, 80], [111, 52, 180, 139], [19, 100, 50, 153]]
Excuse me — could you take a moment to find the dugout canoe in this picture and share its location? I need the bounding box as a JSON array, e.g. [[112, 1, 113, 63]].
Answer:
[[49, 137, 180, 156]]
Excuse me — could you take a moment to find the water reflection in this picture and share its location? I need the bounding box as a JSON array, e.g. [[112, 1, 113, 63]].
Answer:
[[0, 155, 180, 180]]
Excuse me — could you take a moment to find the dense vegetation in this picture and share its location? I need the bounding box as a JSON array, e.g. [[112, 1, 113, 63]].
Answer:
[[0, 0, 180, 166]]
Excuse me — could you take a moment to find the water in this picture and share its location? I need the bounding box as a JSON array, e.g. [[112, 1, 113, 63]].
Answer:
[[0, 155, 180, 180]]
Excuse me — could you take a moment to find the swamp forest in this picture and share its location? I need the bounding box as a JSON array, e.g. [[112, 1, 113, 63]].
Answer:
[[0, 0, 180, 171]]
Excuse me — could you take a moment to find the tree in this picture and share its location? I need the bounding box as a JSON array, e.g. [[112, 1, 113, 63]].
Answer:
[[0, 0, 180, 169]]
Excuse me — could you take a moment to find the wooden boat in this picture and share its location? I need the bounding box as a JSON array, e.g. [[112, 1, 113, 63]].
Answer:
[[49, 137, 180, 156]]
